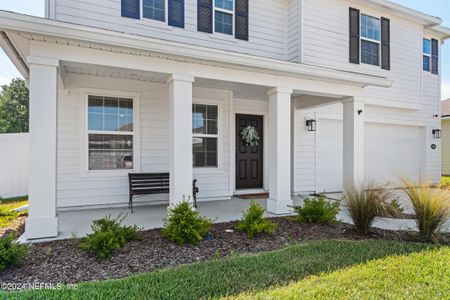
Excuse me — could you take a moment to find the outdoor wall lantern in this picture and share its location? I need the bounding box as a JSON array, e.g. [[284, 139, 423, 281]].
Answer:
[[432, 129, 442, 139], [306, 119, 317, 132]]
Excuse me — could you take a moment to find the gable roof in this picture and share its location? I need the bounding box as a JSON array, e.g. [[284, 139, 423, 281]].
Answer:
[[442, 99, 450, 117]]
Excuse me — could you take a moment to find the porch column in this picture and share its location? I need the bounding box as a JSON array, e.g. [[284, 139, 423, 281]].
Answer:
[[342, 97, 365, 188], [168, 74, 194, 205], [25, 56, 59, 239], [267, 87, 293, 214]]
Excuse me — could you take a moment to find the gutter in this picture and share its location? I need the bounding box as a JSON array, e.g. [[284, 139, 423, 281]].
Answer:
[[0, 10, 391, 88]]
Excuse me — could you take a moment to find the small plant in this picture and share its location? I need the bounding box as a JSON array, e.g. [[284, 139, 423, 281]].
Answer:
[[236, 201, 277, 239], [0, 233, 28, 271], [381, 197, 405, 218], [0, 207, 19, 228], [79, 214, 140, 259], [293, 195, 340, 224], [162, 200, 213, 245], [403, 179, 450, 242], [343, 183, 391, 235]]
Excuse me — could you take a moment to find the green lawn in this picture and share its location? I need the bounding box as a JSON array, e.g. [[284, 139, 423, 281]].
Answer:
[[442, 176, 450, 185], [0, 196, 28, 228], [2, 240, 445, 300], [228, 246, 450, 300]]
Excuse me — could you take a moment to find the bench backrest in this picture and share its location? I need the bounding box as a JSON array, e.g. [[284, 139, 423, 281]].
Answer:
[[129, 173, 170, 195]]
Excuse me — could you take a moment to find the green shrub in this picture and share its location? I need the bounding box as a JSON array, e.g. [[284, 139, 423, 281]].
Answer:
[[293, 195, 340, 224], [0, 233, 28, 271], [162, 201, 213, 245], [236, 201, 277, 239], [381, 197, 405, 218], [79, 214, 140, 259], [343, 184, 391, 235], [403, 179, 450, 242]]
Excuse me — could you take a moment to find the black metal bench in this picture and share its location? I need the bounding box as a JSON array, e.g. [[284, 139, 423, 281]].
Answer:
[[128, 173, 199, 213]]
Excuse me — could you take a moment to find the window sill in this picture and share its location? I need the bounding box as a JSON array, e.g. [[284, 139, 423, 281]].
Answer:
[[194, 168, 225, 175], [135, 19, 174, 31], [78, 169, 139, 178], [209, 33, 238, 44]]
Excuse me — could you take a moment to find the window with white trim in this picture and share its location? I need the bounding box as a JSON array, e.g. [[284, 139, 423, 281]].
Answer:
[[360, 14, 381, 66], [423, 38, 431, 72], [87, 95, 134, 170], [214, 0, 234, 35], [143, 0, 166, 22], [192, 104, 218, 168]]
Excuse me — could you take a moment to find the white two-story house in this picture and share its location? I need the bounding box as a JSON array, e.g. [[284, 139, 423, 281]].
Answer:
[[0, 0, 449, 240]]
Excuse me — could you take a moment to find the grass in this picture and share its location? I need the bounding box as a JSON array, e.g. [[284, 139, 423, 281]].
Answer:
[[228, 247, 450, 300], [0, 196, 28, 228], [2, 240, 443, 299], [442, 176, 450, 185]]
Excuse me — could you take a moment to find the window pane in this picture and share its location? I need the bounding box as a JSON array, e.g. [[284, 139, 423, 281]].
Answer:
[[88, 96, 133, 132], [88, 134, 133, 170], [361, 14, 380, 41], [423, 39, 431, 55], [215, 0, 233, 11], [361, 40, 379, 66], [192, 104, 218, 135], [143, 0, 165, 21], [423, 55, 430, 71], [215, 11, 233, 35], [193, 137, 218, 167]]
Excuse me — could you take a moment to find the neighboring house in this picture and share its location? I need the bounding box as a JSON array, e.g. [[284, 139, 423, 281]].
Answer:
[[442, 99, 450, 175], [0, 0, 449, 240]]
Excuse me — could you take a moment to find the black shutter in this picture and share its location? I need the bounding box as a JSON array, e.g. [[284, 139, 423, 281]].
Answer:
[[349, 7, 360, 64], [235, 0, 249, 41], [198, 0, 213, 33], [431, 38, 439, 75], [169, 0, 185, 28], [121, 0, 140, 19], [381, 17, 390, 70]]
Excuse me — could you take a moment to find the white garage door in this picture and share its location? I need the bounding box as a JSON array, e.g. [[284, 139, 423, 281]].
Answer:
[[317, 120, 421, 192]]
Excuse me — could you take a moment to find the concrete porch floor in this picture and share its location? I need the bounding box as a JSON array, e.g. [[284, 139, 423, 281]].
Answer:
[[26, 193, 450, 242], [58, 198, 282, 240]]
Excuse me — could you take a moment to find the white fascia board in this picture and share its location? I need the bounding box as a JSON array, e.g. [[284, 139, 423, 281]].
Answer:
[[429, 25, 450, 41], [365, 0, 442, 26], [0, 31, 28, 79], [0, 10, 391, 88]]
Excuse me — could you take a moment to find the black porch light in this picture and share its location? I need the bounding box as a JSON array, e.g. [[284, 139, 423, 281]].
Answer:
[[306, 119, 317, 132], [432, 129, 442, 139]]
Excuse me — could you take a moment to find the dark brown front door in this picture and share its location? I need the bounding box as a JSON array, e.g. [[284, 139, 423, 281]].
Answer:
[[236, 114, 263, 190]]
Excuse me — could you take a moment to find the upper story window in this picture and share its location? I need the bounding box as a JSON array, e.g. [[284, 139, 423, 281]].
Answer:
[[143, 0, 166, 22], [87, 96, 134, 170], [192, 104, 218, 168], [360, 14, 381, 66], [349, 8, 390, 70], [423, 38, 431, 72], [214, 0, 234, 35]]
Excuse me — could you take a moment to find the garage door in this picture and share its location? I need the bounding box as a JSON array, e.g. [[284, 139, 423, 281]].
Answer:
[[316, 120, 421, 192]]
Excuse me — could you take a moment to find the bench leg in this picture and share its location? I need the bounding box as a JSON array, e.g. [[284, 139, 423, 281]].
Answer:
[[129, 194, 134, 214]]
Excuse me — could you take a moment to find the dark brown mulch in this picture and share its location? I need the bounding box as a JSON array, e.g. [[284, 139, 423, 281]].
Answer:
[[0, 217, 444, 285], [0, 215, 27, 238]]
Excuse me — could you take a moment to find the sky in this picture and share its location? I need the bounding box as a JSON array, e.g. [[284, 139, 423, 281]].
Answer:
[[0, 0, 449, 99]]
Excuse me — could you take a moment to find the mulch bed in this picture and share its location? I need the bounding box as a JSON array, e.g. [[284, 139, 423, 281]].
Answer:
[[0, 215, 27, 238], [0, 217, 446, 286]]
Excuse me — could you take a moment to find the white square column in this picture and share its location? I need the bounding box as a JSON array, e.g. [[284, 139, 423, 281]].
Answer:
[[24, 56, 59, 239], [342, 97, 365, 188], [168, 74, 195, 205], [267, 87, 293, 214]]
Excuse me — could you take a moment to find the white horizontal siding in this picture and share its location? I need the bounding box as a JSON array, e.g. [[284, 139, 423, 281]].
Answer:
[[53, 0, 288, 61], [302, 0, 423, 108], [287, 0, 301, 62], [57, 74, 233, 208]]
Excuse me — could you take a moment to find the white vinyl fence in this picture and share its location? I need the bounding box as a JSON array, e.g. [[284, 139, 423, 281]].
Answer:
[[0, 133, 29, 198]]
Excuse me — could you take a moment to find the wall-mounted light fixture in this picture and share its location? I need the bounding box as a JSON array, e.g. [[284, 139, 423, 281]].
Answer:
[[306, 119, 317, 132], [432, 129, 442, 139]]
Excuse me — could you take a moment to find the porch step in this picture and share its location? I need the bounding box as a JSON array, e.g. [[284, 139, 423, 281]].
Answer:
[[235, 193, 269, 199]]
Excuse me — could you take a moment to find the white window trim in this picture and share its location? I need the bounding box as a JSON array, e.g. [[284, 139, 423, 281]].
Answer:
[[193, 99, 224, 174], [360, 14, 381, 67], [140, 0, 169, 25], [213, 0, 235, 36], [79, 88, 141, 177], [423, 38, 432, 72]]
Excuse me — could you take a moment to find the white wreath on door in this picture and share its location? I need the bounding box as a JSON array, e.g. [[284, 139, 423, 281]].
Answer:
[[241, 125, 260, 146]]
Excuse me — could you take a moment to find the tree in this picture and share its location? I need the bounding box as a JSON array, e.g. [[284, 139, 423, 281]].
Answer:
[[0, 78, 29, 133]]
